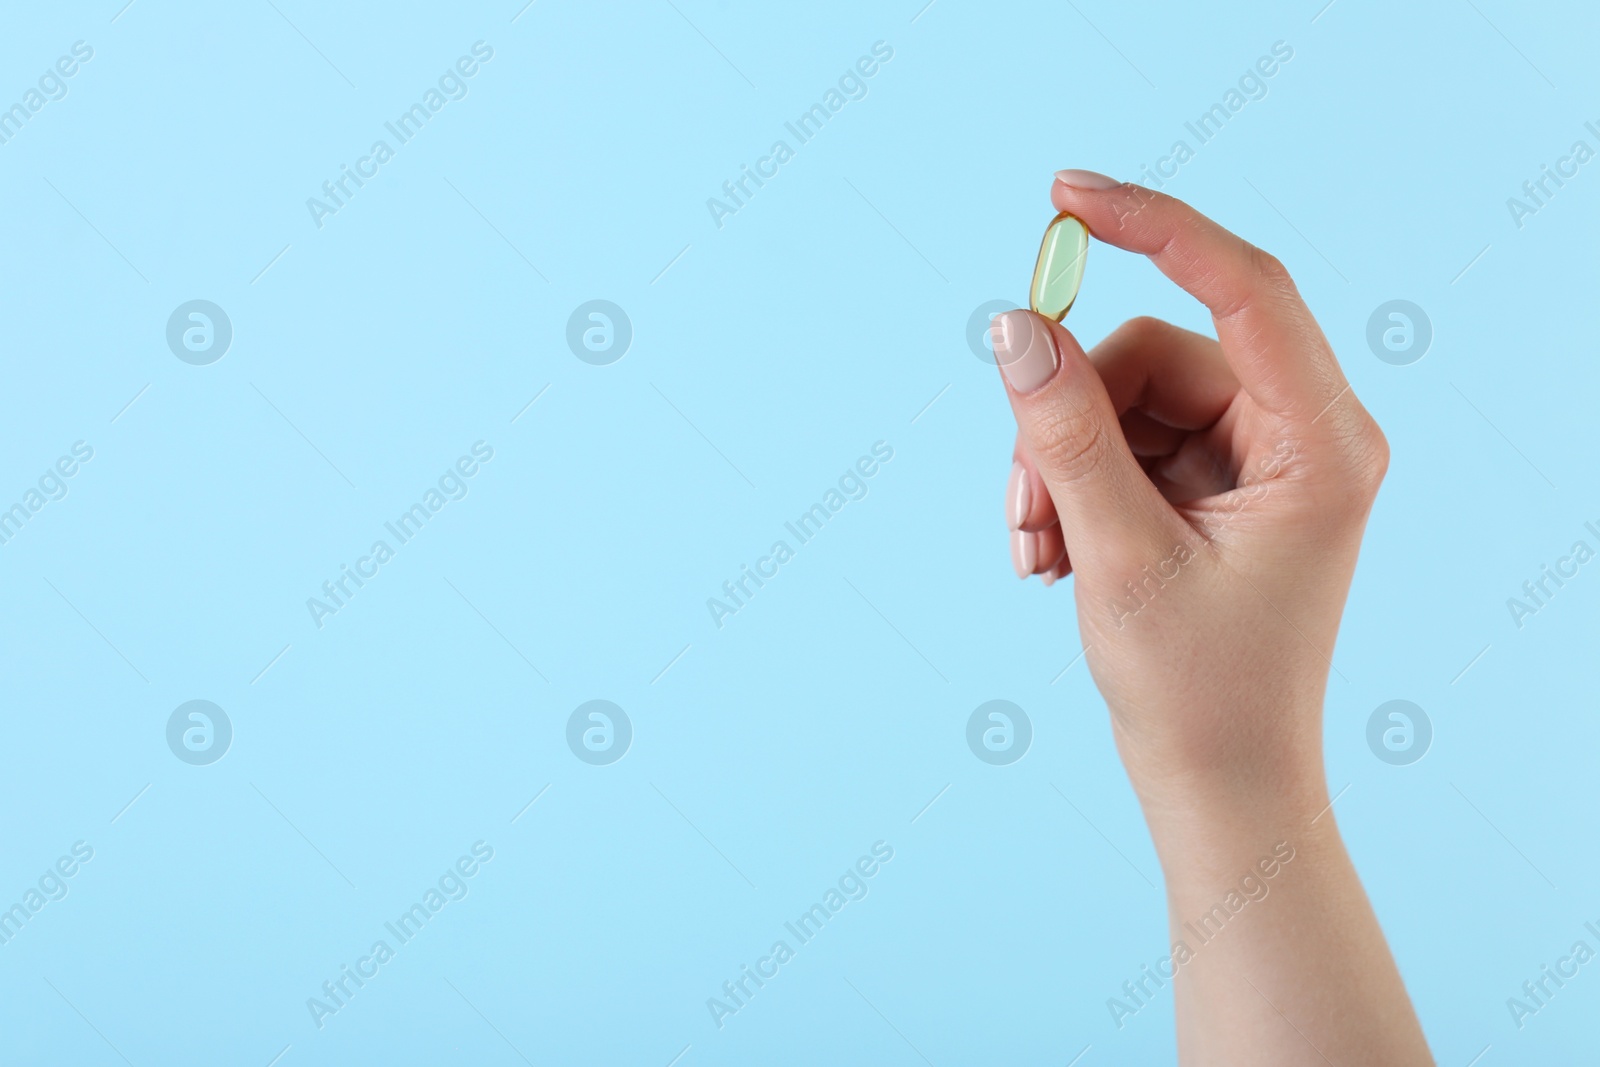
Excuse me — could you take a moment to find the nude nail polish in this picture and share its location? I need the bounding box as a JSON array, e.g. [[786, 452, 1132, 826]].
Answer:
[[1053, 168, 1120, 190], [1007, 462, 1030, 530], [1011, 529, 1037, 579], [992, 310, 1059, 395]]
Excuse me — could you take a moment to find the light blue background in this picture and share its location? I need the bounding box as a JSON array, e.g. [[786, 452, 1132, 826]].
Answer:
[[1, 0, 1596, 1063]]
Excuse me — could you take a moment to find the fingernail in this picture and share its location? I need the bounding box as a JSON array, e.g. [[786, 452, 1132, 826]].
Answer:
[[1006, 462, 1030, 530], [1041, 568, 1056, 588], [992, 310, 1059, 395], [1011, 529, 1037, 579], [1053, 168, 1120, 190]]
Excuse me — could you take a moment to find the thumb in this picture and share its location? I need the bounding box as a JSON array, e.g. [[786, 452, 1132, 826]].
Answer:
[[992, 309, 1181, 574]]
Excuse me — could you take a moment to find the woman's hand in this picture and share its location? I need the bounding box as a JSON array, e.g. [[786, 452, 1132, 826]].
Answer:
[[998, 172, 1387, 802], [996, 171, 1431, 1065]]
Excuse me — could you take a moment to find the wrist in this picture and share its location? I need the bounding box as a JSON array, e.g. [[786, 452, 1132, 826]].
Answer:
[[1141, 773, 1329, 880], [1112, 718, 1331, 886]]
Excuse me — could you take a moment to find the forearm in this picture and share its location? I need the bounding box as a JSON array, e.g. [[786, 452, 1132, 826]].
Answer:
[[1131, 751, 1433, 1066]]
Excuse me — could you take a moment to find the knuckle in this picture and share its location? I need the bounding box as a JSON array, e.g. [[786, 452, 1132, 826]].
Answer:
[[1332, 414, 1390, 495], [1031, 401, 1110, 484], [1091, 316, 1169, 365], [1120, 315, 1169, 345], [1247, 243, 1293, 289], [1214, 244, 1304, 326], [1354, 421, 1391, 490]]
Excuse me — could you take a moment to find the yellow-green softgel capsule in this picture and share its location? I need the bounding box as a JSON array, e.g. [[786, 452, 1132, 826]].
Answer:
[[1029, 212, 1088, 322]]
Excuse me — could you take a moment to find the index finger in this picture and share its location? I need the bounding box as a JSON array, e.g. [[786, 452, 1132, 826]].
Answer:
[[1051, 174, 1345, 426]]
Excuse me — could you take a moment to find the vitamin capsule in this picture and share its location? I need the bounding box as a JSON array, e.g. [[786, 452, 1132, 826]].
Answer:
[[1029, 212, 1088, 322]]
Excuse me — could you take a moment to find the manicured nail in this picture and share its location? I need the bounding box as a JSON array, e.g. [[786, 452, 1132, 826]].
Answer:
[[1011, 529, 1037, 579], [1006, 462, 1030, 530], [1041, 568, 1056, 588], [1053, 168, 1120, 190], [992, 310, 1059, 395]]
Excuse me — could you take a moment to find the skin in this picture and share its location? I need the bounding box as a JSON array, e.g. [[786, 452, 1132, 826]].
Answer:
[[996, 177, 1434, 1065]]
